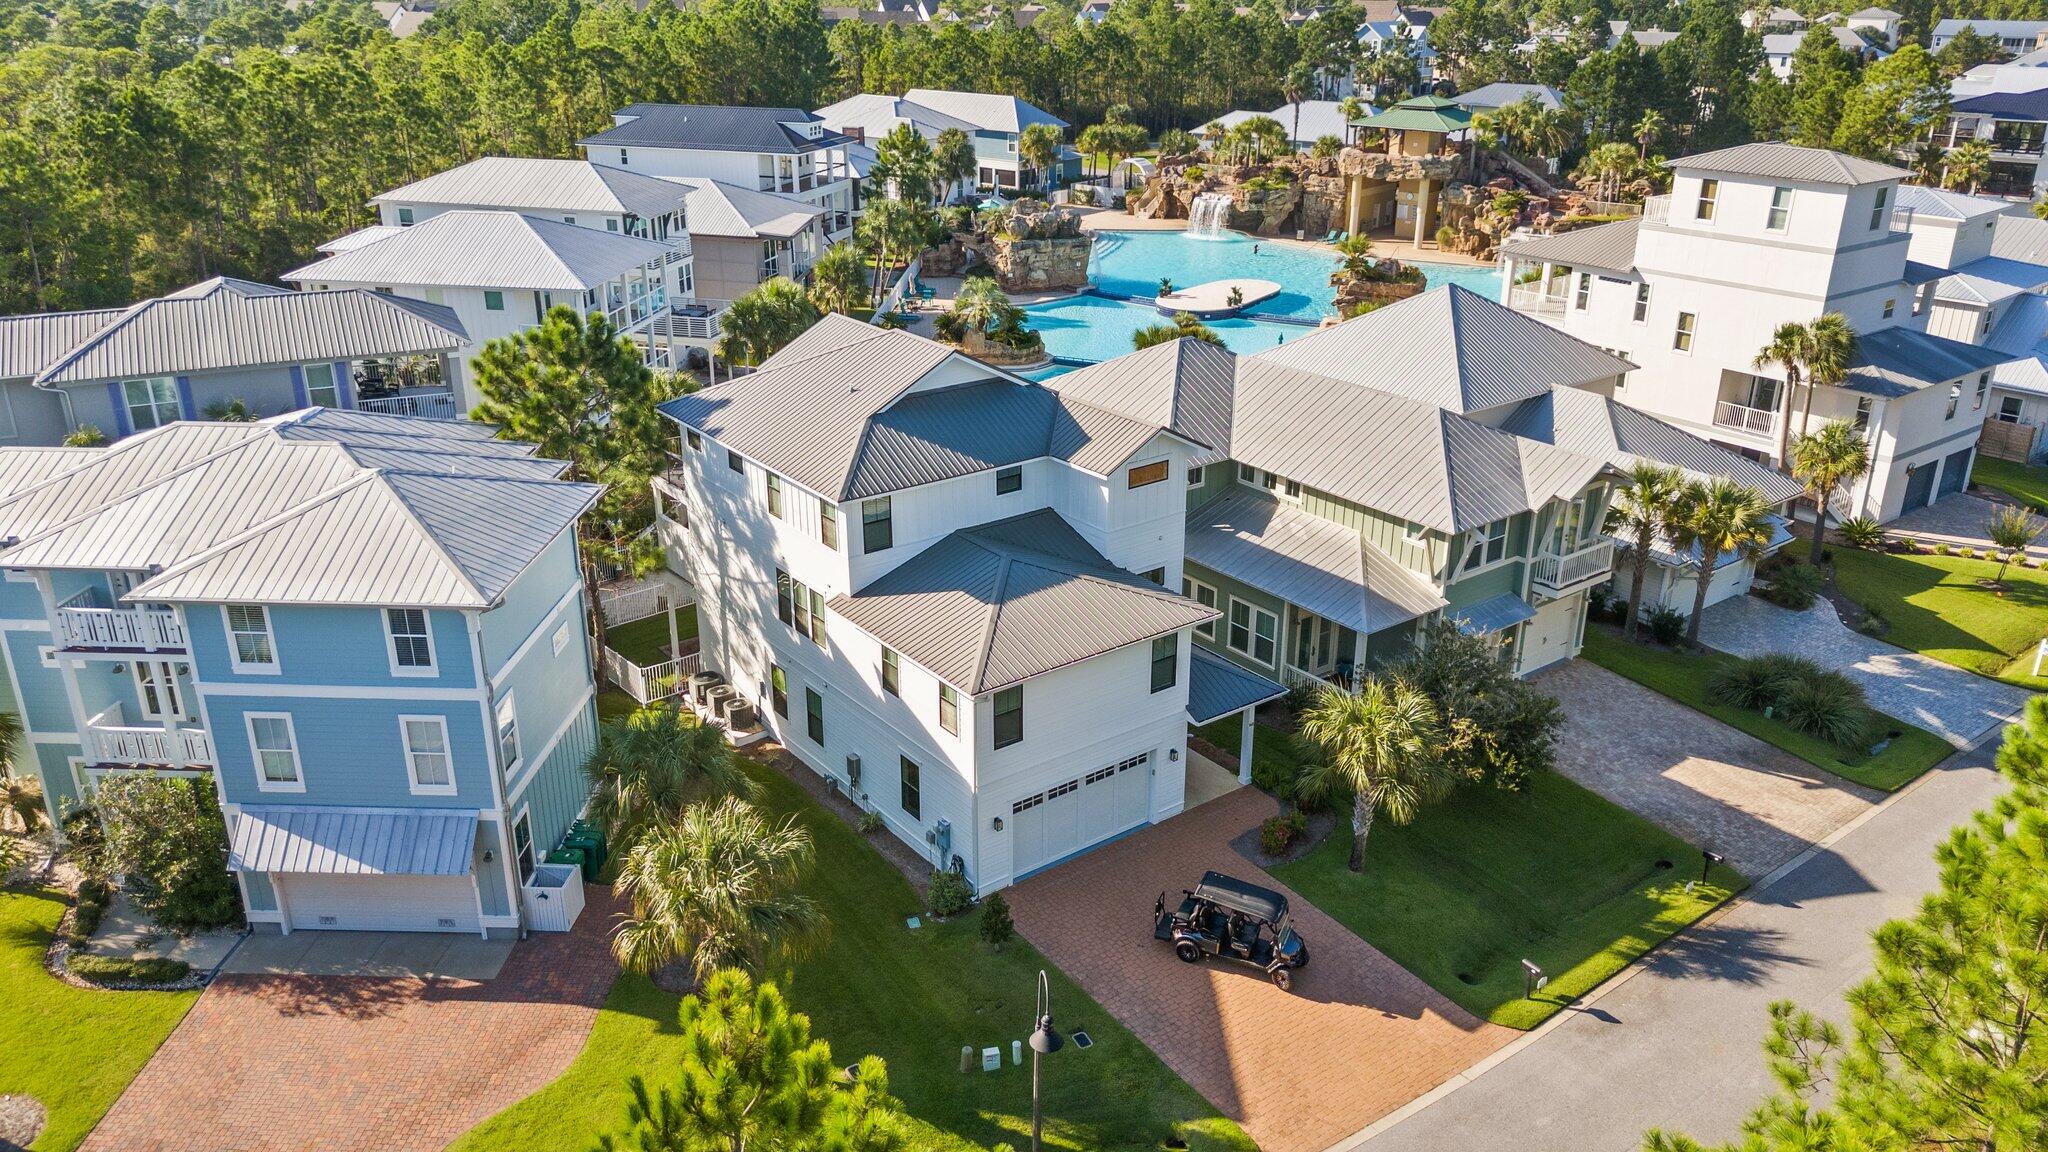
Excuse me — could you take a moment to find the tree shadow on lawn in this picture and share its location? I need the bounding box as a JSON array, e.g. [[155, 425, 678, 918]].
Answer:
[[1838, 552, 2048, 673]]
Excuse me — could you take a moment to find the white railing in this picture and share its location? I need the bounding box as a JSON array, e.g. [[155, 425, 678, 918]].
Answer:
[[601, 647, 699, 704], [598, 580, 693, 628], [56, 604, 186, 652], [874, 255, 924, 320], [1531, 538, 1616, 592], [1891, 207, 1915, 233], [1507, 282, 1565, 314], [356, 390, 458, 421], [1642, 194, 1671, 224], [86, 705, 213, 766], [1714, 400, 1777, 435], [1279, 663, 1348, 695]]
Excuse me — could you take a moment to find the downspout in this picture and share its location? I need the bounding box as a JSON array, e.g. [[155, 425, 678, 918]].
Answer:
[[467, 611, 524, 941]]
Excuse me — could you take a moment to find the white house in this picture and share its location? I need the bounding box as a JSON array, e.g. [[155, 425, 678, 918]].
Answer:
[[898, 89, 1078, 191], [1932, 18, 2048, 53], [812, 93, 982, 201]]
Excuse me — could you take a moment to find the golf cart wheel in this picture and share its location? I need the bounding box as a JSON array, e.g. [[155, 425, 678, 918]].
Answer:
[[1292, 948, 1310, 969], [1271, 966, 1294, 993], [1174, 940, 1203, 964]]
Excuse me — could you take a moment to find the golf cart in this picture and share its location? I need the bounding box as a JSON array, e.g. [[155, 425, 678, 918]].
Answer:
[[1153, 870, 1309, 991]]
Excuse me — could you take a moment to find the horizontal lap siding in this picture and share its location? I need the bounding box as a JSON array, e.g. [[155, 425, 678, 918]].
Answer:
[[190, 604, 475, 691], [209, 694, 492, 809]]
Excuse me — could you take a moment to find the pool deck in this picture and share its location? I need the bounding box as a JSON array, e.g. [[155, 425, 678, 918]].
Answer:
[[1069, 206, 1496, 268]]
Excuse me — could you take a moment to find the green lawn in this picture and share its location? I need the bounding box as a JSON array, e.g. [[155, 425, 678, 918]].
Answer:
[[451, 761, 1251, 1152], [1582, 626, 1950, 792], [1194, 719, 1739, 1030], [0, 887, 198, 1151], [604, 605, 699, 667], [1829, 547, 2048, 691], [1971, 456, 2048, 514]]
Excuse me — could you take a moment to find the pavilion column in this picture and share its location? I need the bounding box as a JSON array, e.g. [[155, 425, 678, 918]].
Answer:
[[1415, 177, 1431, 245], [1238, 708, 1255, 786], [1346, 174, 1364, 235], [1499, 256, 1517, 304]]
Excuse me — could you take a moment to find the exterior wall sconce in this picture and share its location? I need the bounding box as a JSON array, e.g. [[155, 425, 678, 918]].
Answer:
[[991, 816, 1004, 831]]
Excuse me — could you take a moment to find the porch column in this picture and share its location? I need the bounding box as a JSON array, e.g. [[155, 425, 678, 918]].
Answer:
[[1346, 174, 1364, 235], [1415, 177, 1431, 245], [1238, 707, 1255, 786], [1499, 256, 1517, 305], [666, 594, 680, 663]]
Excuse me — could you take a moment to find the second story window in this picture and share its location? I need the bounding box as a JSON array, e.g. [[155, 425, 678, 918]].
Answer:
[[767, 473, 784, 518], [728, 449, 745, 475], [1574, 273, 1590, 310], [939, 683, 959, 735], [1855, 397, 1873, 430], [862, 497, 893, 553], [496, 696, 521, 773], [397, 206, 415, 225], [401, 715, 455, 794], [224, 604, 276, 673], [1462, 519, 1509, 571], [303, 363, 341, 408], [1183, 577, 1217, 639], [1673, 312, 1697, 353], [1150, 634, 1178, 693], [1128, 460, 1169, 488], [483, 290, 505, 311], [1767, 186, 1791, 231], [1977, 371, 1991, 410], [993, 685, 1024, 749], [997, 465, 1023, 495], [686, 428, 703, 451], [819, 499, 838, 549], [248, 713, 303, 792], [1695, 178, 1718, 221], [124, 377, 182, 431], [386, 608, 435, 675], [881, 648, 899, 695], [1633, 283, 1651, 323], [1870, 185, 1889, 231]]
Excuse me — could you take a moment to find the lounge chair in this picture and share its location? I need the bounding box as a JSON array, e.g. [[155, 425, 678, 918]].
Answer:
[[1333, 230, 1349, 244], [1322, 229, 1338, 243]]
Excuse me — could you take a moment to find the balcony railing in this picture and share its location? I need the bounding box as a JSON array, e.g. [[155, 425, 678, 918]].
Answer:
[[1507, 282, 1566, 314], [56, 596, 186, 653], [1642, 194, 1671, 224], [1714, 400, 1777, 436], [86, 704, 212, 767], [1531, 539, 1615, 594], [357, 389, 457, 421]]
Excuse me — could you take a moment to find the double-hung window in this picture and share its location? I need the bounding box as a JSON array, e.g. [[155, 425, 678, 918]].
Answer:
[[881, 648, 900, 696], [1632, 282, 1651, 323], [776, 569, 795, 627], [495, 696, 521, 774], [766, 473, 784, 518], [900, 756, 921, 820], [223, 604, 276, 673], [401, 716, 455, 794], [996, 465, 1023, 495], [513, 811, 535, 881], [805, 688, 824, 745], [1227, 599, 1278, 666], [1870, 185, 1889, 231], [1976, 371, 1990, 410], [808, 588, 826, 644], [1462, 519, 1509, 571], [862, 497, 893, 553], [303, 363, 342, 408], [247, 713, 303, 792], [386, 608, 435, 674], [1150, 634, 1178, 693], [819, 499, 838, 549], [123, 377, 182, 431], [770, 665, 789, 717], [993, 685, 1023, 749], [791, 575, 812, 637], [938, 683, 959, 735], [1695, 178, 1719, 221], [1767, 186, 1791, 231], [1574, 272, 1590, 310], [1183, 577, 1218, 639], [1673, 312, 1696, 353]]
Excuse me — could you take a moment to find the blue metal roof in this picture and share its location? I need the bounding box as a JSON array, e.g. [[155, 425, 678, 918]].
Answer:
[[1450, 593, 1537, 636], [1954, 89, 2048, 121], [1187, 646, 1287, 724], [230, 806, 477, 875]]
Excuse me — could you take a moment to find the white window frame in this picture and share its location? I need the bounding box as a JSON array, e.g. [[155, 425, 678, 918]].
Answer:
[[495, 693, 521, 774], [1187, 464, 1205, 487], [1574, 272, 1590, 310], [1225, 597, 1279, 668], [400, 714, 457, 796], [1461, 518, 1511, 573], [303, 362, 341, 408], [134, 660, 185, 721], [123, 377, 182, 431], [1632, 282, 1650, 324], [246, 711, 305, 794], [1673, 312, 1696, 354], [221, 603, 279, 675], [512, 805, 536, 882], [1976, 371, 1990, 410], [1766, 186, 1792, 231], [1695, 178, 1718, 221], [385, 607, 437, 677], [1183, 576, 1218, 639]]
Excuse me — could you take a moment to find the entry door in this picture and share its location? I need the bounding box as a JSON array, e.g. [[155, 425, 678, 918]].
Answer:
[[1901, 461, 1938, 513], [1937, 447, 1973, 498], [135, 661, 185, 721]]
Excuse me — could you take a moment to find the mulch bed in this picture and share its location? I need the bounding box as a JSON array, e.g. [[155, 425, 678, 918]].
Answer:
[[1228, 809, 1336, 868]]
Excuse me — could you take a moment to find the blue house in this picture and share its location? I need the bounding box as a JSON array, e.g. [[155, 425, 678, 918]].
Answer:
[[0, 409, 601, 936]]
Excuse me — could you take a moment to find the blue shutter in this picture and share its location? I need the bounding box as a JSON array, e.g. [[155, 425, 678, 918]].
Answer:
[[288, 364, 309, 408], [335, 362, 354, 408], [106, 382, 132, 438], [175, 376, 195, 420]]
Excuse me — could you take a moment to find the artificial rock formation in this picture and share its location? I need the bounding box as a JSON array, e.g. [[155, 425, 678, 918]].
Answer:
[[968, 199, 1091, 291]]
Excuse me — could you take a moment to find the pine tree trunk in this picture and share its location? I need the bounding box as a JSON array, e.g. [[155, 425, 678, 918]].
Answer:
[[1809, 488, 1829, 565], [1347, 792, 1377, 872]]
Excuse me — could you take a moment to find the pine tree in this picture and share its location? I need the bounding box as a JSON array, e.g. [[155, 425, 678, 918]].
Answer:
[[979, 891, 1015, 950]]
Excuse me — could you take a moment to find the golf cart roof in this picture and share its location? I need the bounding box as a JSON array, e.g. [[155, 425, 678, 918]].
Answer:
[[1192, 871, 1288, 922]]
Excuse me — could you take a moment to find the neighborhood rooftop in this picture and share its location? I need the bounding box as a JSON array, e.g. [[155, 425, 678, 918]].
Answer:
[[371, 157, 689, 219], [900, 88, 1067, 132], [578, 103, 854, 152], [668, 176, 825, 238], [1664, 141, 1913, 184], [284, 210, 676, 291]]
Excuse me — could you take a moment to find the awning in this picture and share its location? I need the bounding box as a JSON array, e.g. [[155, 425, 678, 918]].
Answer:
[[1450, 593, 1537, 636], [1187, 646, 1288, 724], [230, 806, 477, 876], [1185, 490, 1445, 636]]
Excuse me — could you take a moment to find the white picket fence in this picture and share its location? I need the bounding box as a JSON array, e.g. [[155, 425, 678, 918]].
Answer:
[[598, 583, 675, 626]]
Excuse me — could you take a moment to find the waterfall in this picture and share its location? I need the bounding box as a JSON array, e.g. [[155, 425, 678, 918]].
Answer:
[[1186, 193, 1233, 240]]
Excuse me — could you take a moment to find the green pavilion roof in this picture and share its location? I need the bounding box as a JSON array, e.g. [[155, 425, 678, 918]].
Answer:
[[1351, 96, 1473, 133]]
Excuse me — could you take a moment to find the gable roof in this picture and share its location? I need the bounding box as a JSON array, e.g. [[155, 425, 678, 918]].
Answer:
[[0, 309, 125, 380], [579, 104, 852, 154], [286, 211, 674, 292], [372, 157, 689, 219], [1184, 487, 1445, 635], [900, 89, 1067, 133], [1252, 284, 1635, 414], [1038, 338, 1238, 464], [664, 177, 823, 238], [826, 508, 1212, 692], [23, 278, 468, 387], [1892, 183, 2014, 222], [1933, 255, 2048, 305], [1994, 215, 2048, 264], [1666, 142, 1911, 184], [1497, 387, 1805, 503], [812, 93, 977, 136]]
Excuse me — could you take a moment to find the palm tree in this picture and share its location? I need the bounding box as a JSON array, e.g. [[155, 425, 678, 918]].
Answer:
[[1753, 321, 1812, 465], [1944, 138, 1993, 193], [806, 243, 869, 316], [1284, 61, 1317, 153], [1018, 122, 1063, 193], [932, 127, 976, 203], [610, 796, 825, 984], [717, 277, 820, 367], [1605, 461, 1685, 641], [1296, 679, 1452, 871], [1133, 311, 1223, 349], [870, 122, 937, 204], [856, 196, 928, 307], [583, 704, 754, 846], [1670, 479, 1777, 646], [1075, 123, 1108, 180], [1797, 313, 1857, 438], [947, 276, 1026, 352], [1633, 109, 1666, 159], [1339, 95, 1366, 145], [1789, 422, 1871, 563], [1987, 505, 2045, 585], [0, 771, 43, 837]]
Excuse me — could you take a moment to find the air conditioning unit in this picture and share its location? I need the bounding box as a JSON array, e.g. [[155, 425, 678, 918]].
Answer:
[[846, 754, 861, 790]]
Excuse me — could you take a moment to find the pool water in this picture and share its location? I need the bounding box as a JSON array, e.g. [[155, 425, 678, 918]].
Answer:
[[1022, 294, 1314, 367]]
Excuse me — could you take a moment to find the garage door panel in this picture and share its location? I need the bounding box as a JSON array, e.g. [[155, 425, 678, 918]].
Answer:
[[1519, 593, 1581, 675], [283, 874, 480, 933], [1013, 753, 1155, 878]]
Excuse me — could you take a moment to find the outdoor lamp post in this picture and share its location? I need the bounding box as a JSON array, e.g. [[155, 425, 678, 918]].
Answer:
[[1029, 969, 1063, 1152]]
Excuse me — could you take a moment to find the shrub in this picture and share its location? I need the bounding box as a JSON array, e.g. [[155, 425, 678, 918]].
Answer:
[[927, 868, 974, 918], [1957, 546, 1977, 559], [69, 876, 112, 942], [1258, 811, 1309, 856], [1933, 542, 1951, 556], [1069, 185, 1096, 206], [1779, 670, 1871, 748], [856, 810, 882, 835], [62, 805, 109, 883], [1707, 658, 1797, 711], [1647, 605, 1687, 645], [94, 775, 242, 933], [1838, 516, 1884, 549], [67, 953, 191, 986], [1761, 561, 1822, 611], [978, 891, 1015, 949]]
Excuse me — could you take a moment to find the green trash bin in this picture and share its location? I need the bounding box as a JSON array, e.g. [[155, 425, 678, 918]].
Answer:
[[569, 821, 608, 864], [561, 831, 604, 879], [547, 845, 587, 877]]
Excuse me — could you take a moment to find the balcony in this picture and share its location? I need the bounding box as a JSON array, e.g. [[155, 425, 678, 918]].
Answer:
[[1507, 281, 1565, 315], [356, 388, 457, 421], [1531, 538, 1615, 596], [86, 704, 213, 767], [1642, 194, 1670, 225], [56, 592, 186, 653], [1713, 400, 1777, 436]]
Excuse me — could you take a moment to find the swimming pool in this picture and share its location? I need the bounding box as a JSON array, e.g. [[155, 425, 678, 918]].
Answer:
[[1021, 294, 1315, 368]]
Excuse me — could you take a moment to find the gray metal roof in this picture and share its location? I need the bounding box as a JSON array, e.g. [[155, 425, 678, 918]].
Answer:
[[0, 448, 100, 501], [1891, 184, 2013, 222], [1665, 142, 1911, 185], [1994, 215, 2048, 264], [288, 211, 674, 291], [26, 278, 468, 387], [1845, 327, 2015, 397], [580, 104, 853, 154], [0, 309, 123, 380], [373, 157, 690, 220], [1038, 338, 1237, 466], [230, 806, 476, 875], [1498, 219, 1641, 274], [1186, 646, 1286, 723], [1185, 488, 1446, 634], [665, 177, 823, 239], [1450, 593, 1536, 635], [1649, 513, 1795, 568], [1497, 387, 1806, 503], [1252, 285, 1636, 415], [1453, 82, 1564, 111], [1933, 17, 2048, 36], [900, 89, 1067, 133], [812, 93, 978, 137], [1934, 255, 2048, 305], [827, 509, 1214, 693]]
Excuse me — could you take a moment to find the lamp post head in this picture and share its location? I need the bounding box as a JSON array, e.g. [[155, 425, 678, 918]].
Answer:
[[1030, 1015, 1064, 1054]]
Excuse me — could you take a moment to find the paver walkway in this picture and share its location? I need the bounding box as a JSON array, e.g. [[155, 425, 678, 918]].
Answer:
[[1889, 492, 2048, 560], [1008, 788, 1513, 1152], [1536, 661, 1879, 878], [83, 893, 622, 1152], [1701, 596, 2034, 748]]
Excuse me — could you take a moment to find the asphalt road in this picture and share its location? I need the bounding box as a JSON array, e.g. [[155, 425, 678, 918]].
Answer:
[[1348, 734, 2009, 1152]]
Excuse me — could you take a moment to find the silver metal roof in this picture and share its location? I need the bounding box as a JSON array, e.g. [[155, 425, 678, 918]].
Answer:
[[1993, 215, 2048, 264], [827, 509, 1214, 693], [665, 177, 823, 239], [0, 448, 101, 501], [1186, 646, 1286, 724], [230, 806, 476, 875], [1185, 488, 1446, 634], [1665, 142, 1911, 185], [1498, 219, 1641, 273], [1497, 387, 1805, 503], [1934, 255, 2048, 305], [900, 89, 1068, 133], [0, 309, 123, 380], [812, 93, 978, 137], [288, 211, 675, 291], [1845, 327, 2014, 397], [1039, 339, 1237, 466], [1450, 593, 1536, 635], [1891, 184, 2013, 222], [373, 158, 690, 220], [1252, 285, 1636, 415], [27, 278, 468, 387]]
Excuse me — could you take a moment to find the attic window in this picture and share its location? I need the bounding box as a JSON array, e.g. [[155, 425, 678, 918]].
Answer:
[[1127, 460, 1170, 488]]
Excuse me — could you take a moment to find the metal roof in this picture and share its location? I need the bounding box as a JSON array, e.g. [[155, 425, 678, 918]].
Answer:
[[1185, 488, 1446, 634], [826, 509, 1214, 692], [1994, 215, 2048, 264], [1934, 17, 2048, 37], [1353, 99, 1472, 133], [318, 224, 407, 254], [26, 278, 468, 387], [1933, 255, 2048, 304], [287, 211, 675, 292], [1453, 82, 1563, 111], [1957, 89, 2048, 121], [1450, 592, 1536, 636], [900, 89, 1068, 133], [812, 93, 978, 137], [1665, 142, 1911, 185], [1891, 184, 2013, 222], [580, 104, 853, 154], [1498, 219, 1641, 273], [0, 309, 123, 380], [0, 448, 100, 501], [372, 157, 690, 219], [1040, 338, 1238, 466], [230, 806, 476, 875], [1845, 327, 2015, 397], [1988, 293, 2048, 397], [1497, 387, 1806, 503], [1253, 284, 1636, 415], [1186, 646, 1287, 723], [664, 177, 823, 239]]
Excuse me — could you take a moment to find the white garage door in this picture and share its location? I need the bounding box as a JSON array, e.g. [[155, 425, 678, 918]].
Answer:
[[282, 874, 481, 934], [1518, 592, 1583, 675], [1011, 752, 1153, 878]]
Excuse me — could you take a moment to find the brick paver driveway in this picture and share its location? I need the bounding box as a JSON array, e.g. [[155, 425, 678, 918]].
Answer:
[[83, 894, 622, 1152], [1536, 660, 1879, 878], [1008, 789, 1513, 1152]]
